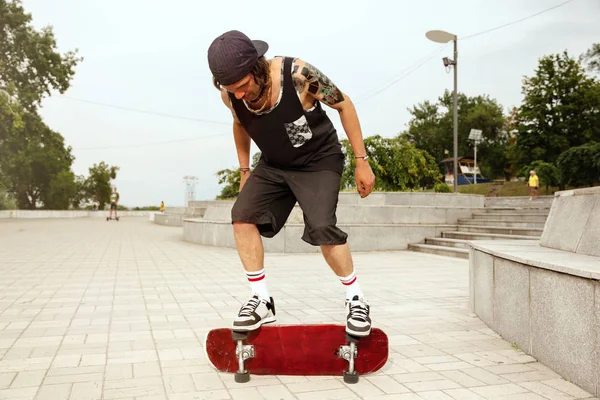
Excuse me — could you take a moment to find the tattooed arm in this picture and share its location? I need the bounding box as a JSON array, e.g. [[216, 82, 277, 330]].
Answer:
[[292, 58, 375, 197]]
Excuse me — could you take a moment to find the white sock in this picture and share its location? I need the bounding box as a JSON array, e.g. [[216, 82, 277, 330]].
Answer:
[[246, 268, 270, 300], [339, 271, 363, 300]]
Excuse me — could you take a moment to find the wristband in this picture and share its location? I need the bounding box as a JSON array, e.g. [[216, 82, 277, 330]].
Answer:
[[355, 155, 369, 160]]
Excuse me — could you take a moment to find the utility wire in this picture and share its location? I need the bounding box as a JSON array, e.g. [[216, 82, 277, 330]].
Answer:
[[76, 132, 230, 151], [67, 0, 579, 150], [356, 0, 578, 104], [462, 0, 577, 40], [56, 95, 231, 126], [355, 44, 449, 105]]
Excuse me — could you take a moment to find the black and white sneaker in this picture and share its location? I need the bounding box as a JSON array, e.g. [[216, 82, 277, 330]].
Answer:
[[233, 295, 276, 331], [345, 295, 371, 337]]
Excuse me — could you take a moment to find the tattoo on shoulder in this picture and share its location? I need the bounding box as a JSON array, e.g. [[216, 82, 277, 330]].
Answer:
[[292, 64, 306, 93], [297, 62, 345, 105]]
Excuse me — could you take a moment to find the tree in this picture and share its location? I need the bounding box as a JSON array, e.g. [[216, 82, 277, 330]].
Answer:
[[1, 103, 76, 209], [0, 182, 16, 210], [515, 51, 600, 166], [84, 162, 119, 210], [583, 43, 600, 74], [341, 135, 442, 191], [556, 142, 600, 188], [215, 152, 262, 199], [402, 90, 508, 179], [0, 0, 82, 111]]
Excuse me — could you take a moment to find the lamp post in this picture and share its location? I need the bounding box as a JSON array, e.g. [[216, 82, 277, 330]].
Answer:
[[426, 30, 458, 193]]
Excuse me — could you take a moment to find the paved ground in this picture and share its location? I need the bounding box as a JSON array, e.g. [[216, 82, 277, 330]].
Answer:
[[0, 218, 596, 400]]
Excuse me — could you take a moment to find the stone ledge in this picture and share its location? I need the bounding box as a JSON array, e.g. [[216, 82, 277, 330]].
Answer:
[[540, 186, 600, 257], [469, 239, 600, 396], [470, 240, 600, 280]]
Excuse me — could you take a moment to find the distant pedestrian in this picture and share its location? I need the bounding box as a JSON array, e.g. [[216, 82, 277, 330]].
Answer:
[[527, 170, 539, 200]]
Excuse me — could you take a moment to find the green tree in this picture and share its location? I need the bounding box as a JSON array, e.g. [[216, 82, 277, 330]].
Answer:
[[515, 51, 600, 166], [84, 162, 119, 210], [0, 0, 82, 111], [583, 43, 600, 74], [556, 142, 600, 188], [1, 104, 76, 209], [0, 182, 17, 210], [215, 168, 240, 200], [341, 135, 441, 191], [215, 152, 262, 199], [402, 90, 508, 179]]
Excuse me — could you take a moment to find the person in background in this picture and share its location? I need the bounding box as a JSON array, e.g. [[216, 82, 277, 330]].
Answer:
[[109, 187, 120, 219], [160, 201, 165, 212], [527, 170, 539, 200]]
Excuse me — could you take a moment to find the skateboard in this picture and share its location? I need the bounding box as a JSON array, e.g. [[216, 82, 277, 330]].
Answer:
[[204, 324, 388, 384], [106, 216, 119, 221]]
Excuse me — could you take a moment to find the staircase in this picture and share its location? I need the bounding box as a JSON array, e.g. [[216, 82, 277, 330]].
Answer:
[[408, 196, 554, 259]]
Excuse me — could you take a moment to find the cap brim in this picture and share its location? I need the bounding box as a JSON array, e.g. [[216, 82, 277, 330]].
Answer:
[[252, 40, 269, 57]]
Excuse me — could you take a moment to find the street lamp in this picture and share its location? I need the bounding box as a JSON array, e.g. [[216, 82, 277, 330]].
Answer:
[[426, 30, 458, 193]]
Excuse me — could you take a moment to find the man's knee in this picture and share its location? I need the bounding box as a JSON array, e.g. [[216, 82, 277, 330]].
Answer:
[[232, 220, 256, 232]]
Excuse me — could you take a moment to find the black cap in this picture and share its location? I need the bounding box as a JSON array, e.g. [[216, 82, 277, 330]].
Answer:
[[207, 30, 269, 86]]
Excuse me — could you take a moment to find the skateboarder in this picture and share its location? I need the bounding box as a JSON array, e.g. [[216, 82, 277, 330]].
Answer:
[[109, 186, 120, 219], [207, 30, 376, 337]]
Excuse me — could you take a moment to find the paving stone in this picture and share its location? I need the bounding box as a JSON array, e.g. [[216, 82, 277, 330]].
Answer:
[[0, 218, 596, 400]]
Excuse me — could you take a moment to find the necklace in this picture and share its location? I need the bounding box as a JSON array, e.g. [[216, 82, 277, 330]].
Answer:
[[247, 77, 272, 114]]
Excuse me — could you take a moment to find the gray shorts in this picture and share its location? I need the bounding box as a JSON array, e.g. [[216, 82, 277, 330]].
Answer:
[[231, 163, 348, 246]]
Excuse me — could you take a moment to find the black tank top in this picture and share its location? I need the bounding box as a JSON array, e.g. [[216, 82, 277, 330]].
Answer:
[[229, 56, 344, 174]]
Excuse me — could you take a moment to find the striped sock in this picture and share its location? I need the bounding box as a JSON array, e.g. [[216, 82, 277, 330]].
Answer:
[[246, 268, 270, 300], [339, 271, 363, 300]]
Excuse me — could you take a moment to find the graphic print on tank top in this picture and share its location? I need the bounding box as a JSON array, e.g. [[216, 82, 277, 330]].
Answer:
[[284, 114, 313, 147]]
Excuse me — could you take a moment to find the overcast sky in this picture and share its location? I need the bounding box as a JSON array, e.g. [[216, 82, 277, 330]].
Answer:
[[22, 0, 600, 207]]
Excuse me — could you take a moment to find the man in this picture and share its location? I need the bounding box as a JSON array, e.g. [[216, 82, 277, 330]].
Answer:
[[207, 30, 376, 337], [109, 187, 120, 219], [527, 170, 539, 200]]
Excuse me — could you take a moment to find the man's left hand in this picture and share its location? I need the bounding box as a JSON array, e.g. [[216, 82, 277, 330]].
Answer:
[[355, 160, 375, 198]]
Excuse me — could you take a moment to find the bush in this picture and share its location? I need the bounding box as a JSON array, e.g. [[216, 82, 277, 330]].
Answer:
[[434, 183, 451, 193], [0, 186, 17, 210], [557, 142, 600, 187]]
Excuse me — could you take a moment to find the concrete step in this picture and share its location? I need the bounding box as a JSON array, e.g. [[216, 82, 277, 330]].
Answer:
[[472, 213, 548, 222], [457, 219, 545, 229], [408, 243, 469, 259], [482, 207, 550, 215], [425, 237, 469, 249], [457, 225, 543, 236], [442, 231, 541, 241], [484, 196, 554, 208]]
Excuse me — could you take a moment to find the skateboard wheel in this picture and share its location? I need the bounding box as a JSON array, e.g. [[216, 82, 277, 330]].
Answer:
[[343, 370, 359, 384], [234, 371, 250, 383]]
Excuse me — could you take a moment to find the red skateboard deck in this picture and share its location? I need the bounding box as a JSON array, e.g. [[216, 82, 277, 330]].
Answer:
[[204, 324, 388, 378]]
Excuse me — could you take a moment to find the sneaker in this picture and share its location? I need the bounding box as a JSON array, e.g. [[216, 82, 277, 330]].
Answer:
[[345, 295, 371, 337], [233, 294, 276, 331]]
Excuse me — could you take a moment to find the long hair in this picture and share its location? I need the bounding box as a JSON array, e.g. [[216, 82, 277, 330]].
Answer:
[[213, 56, 270, 91]]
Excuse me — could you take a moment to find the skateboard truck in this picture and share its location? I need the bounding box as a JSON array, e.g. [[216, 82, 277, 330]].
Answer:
[[232, 330, 254, 383], [337, 333, 360, 384]]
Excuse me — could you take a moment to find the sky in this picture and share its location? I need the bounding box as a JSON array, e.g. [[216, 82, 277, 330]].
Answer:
[[22, 0, 600, 207]]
